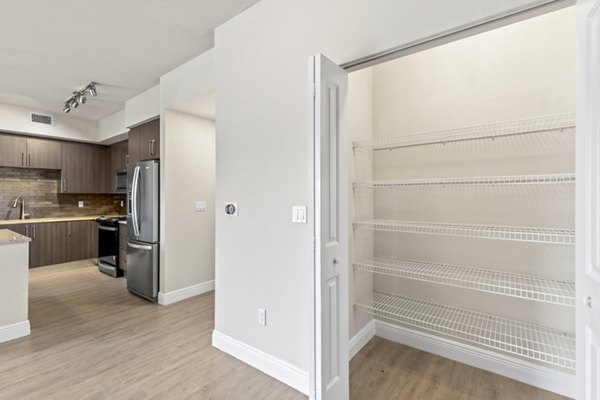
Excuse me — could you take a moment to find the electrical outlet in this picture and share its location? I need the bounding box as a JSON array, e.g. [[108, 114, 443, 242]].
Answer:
[[78, 201, 84, 208], [120, 200, 124, 207], [257, 308, 267, 326]]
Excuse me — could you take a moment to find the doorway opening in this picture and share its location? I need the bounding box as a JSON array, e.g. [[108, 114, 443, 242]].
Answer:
[[326, 5, 577, 399], [160, 91, 216, 304]]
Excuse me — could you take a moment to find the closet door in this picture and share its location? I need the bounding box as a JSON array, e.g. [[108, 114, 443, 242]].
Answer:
[[311, 54, 348, 400], [577, 0, 600, 398]]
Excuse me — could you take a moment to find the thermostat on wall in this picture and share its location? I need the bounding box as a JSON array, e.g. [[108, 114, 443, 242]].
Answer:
[[225, 202, 238, 216]]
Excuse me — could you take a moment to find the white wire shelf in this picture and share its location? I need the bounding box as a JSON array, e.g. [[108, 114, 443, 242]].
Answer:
[[354, 257, 575, 307], [355, 291, 576, 370], [353, 220, 575, 245], [353, 112, 575, 151], [353, 173, 576, 190]]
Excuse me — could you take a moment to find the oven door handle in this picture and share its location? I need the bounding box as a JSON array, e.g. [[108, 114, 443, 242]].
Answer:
[[98, 225, 118, 232]]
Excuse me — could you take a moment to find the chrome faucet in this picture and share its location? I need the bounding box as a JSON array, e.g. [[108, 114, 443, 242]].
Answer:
[[11, 196, 30, 220]]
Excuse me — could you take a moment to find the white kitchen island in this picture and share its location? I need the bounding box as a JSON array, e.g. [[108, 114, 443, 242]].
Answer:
[[0, 229, 31, 343]]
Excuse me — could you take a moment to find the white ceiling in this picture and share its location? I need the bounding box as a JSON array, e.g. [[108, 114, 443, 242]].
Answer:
[[0, 0, 258, 121]]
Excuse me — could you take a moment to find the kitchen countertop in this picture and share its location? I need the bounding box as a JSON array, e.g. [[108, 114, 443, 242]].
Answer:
[[0, 229, 31, 245], [0, 215, 126, 226]]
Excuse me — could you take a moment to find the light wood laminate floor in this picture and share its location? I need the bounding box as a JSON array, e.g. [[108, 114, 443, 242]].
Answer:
[[0, 262, 569, 399]]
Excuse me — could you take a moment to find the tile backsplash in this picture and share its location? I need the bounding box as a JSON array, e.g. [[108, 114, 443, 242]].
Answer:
[[0, 167, 126, 220]]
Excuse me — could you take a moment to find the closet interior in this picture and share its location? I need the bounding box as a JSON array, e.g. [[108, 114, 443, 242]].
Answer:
[[348, 5, 576, 391]]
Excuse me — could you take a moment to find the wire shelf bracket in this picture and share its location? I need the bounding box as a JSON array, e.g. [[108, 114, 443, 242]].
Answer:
[[355, 291, 576, 370], [354, 257, 575, 307]]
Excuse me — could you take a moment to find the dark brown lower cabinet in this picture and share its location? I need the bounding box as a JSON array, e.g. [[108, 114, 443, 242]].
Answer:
[[118, 223, 127, 272], [91, 220, 98, 259], [3, 220, 96, 268], [29, 222, 68, 268], [66, 221, 92, 262], [2, 224, 28, 236]]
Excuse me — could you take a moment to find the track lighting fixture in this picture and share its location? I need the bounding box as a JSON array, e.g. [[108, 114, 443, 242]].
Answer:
[[63, 82, 97, 113]]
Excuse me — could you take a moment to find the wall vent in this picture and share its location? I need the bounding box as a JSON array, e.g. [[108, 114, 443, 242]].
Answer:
[[30, 113, 53, 126]]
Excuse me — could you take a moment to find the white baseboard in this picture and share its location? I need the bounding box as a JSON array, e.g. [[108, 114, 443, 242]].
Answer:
[[349, 319, 376, 360], [158, 280, 215, 306], [212, 329, 309, 395], [375, 320, 575, 398], [0, 320, 30, 344]]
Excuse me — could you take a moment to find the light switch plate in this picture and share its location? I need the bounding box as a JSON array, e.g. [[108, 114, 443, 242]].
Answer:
[[257, 308, 267, 326], [292, 206, 306, 224], [78, 201, 84, 208], [194, 201, 207, 212]]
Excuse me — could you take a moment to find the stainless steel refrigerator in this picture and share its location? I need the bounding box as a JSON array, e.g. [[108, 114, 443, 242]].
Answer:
[[127, 160, 159, 302]]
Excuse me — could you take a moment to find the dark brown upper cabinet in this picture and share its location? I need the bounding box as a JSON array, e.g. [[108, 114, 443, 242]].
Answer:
[[99, 140, 128, 194], [0, 134, 27, 167], [128, 118, 160, 164], [0, 133, 61, 169], [26, 138, 62, 169], [61, 142, 102, 194], [111, 140, 129, 172]]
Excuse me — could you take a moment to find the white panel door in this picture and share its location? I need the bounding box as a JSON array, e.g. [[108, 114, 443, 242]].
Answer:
[[577, 1, 600, 399], [311, 54, 348, 400]]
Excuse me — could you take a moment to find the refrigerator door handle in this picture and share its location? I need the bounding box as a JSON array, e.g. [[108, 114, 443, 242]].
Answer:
[[132, 165, 141, 237], [128, 242, 152, 251]]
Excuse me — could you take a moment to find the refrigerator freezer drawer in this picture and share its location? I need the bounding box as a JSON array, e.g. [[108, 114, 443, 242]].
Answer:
[[127, 241, 159, 302]]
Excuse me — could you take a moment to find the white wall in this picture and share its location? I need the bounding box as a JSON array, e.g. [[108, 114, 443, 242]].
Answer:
[[347, 68, 375, 338], [125, 85, 160, 128], [214, 0, 557, 376], [372, 7, 575, 137], [0, 102, 97, 142], [161, 110, 215, 294], [161, 50, 214, 112], [98, 109, 129, 144], [159, 49, 216, 299], [368, 6, 575, 341]]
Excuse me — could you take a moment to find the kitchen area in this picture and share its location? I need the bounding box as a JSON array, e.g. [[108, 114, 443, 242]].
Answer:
[[0, 117, 160, 342]]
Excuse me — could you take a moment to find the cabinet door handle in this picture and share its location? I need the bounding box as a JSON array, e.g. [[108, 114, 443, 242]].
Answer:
[[68, 222, 71, 236], [126, 154, 129, 165], [21, 153, 24, 166], [32, 225, 36, 240], [63, 178, 68, 192], [25, 225, 29, 237], [148, 140, 152, 156], [28, 153, 31, 167]]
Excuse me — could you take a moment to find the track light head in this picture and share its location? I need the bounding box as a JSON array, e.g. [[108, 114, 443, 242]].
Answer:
[[63, 82, 98, 113]]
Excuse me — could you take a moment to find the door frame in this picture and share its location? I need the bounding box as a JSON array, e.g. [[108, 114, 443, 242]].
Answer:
[[576, 1, 600, 398]]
